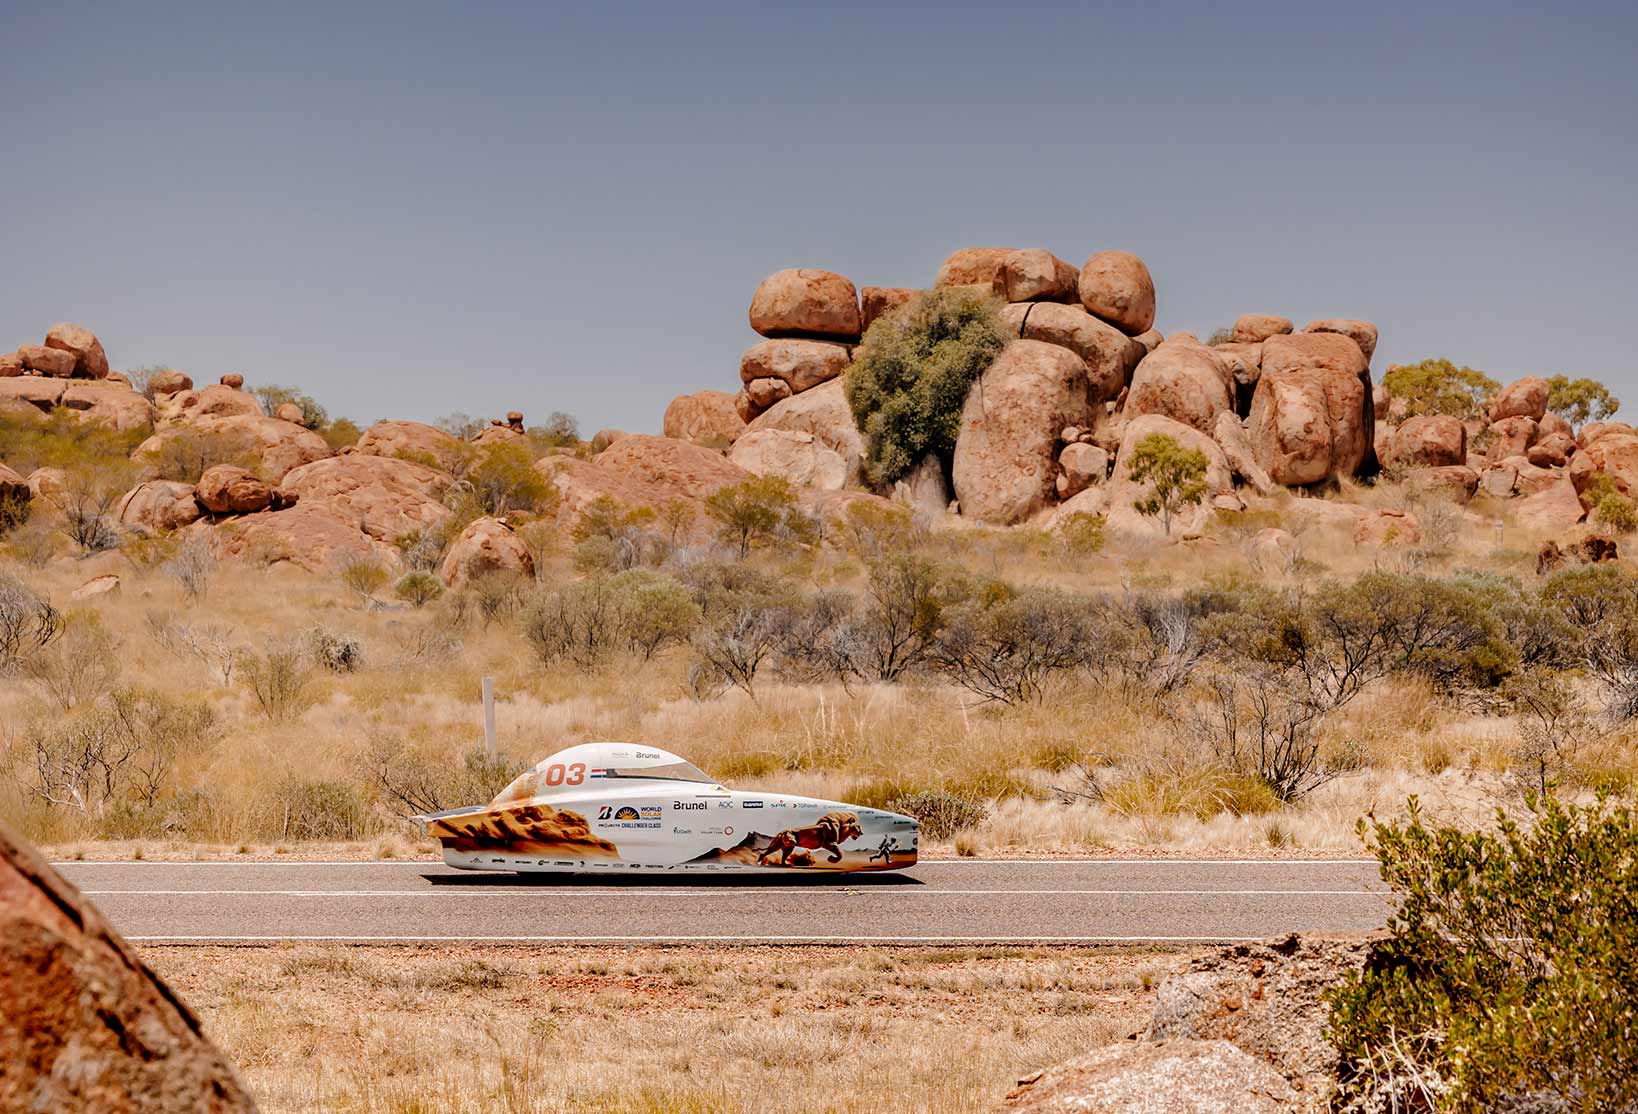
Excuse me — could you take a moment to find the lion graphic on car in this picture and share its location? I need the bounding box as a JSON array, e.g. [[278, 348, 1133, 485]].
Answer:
[[757, 811, 863, 866]]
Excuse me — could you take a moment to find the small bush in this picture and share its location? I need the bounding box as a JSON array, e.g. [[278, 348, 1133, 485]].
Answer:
[[1329, 793, 1638, 1113], [703, 474, 804, 558], [1056, 512, 1107, 557], [307, 627, 363, 673], [239, 640, 316, 721], [845, 287, 1008, 487], [0, 572, 62, 670], [337, 555, 391, 602], [251, 383, 328, 429], [1594, 490, 1638, 534], [1128, 434, 1208, 536], [23, 611, 121, 710], [138, 427, 259, 484], [272, 778, 366, 840], [393, 571, 444, 608], [162, 535, 216, 600], [934, 585, 1109, 704], [885, 790, 988, 840]]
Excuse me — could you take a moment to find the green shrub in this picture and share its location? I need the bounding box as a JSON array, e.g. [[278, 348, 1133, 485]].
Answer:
[[1328, 793, 1638, 1112], [702, 474, 804, 557], [393, 571, 444, 608], [251, 383, 329, 429], [885, 790, 988, 840], [1381, 358, 1499, 419], [1056, 512, 1107, 556], [1594, 490, 1638, 534], [844, 287, 1008, 487], [272, 778, 366, 840]]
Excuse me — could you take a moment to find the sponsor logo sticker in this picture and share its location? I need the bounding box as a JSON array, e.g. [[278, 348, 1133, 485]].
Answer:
[[674, 800, 706, 811], [742, 799, 763, 809]]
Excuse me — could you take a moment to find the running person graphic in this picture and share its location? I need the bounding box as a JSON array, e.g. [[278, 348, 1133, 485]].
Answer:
[[869, 835, 897, 863]]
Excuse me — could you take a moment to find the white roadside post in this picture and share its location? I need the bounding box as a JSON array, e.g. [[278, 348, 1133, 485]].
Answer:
[[482, 676, 496, 759]]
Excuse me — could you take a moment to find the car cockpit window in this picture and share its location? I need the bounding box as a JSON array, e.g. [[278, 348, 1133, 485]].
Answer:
[[603, 761, 715, 784]]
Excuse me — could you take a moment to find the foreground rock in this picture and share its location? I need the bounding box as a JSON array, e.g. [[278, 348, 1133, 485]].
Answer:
[[1125, 337, 1233, 435], [0, 817, 257, 1112], [748, 268, 861, 340], [952, 341, 1094, 524], [215, 504, 396, 573], [1248, 361, 1369, 486], [1149, 934, 1373, 1102], [439, 516, 534, 586], [196, 465, 273, 515], [1002, 1039, 1299, 1113], [592, 434, 749, 502], [1490, 375, 1550, 422]]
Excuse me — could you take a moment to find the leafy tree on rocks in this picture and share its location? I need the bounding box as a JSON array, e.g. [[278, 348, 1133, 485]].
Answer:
[[1381, 358, 1499, 419], [844, 287, 1008, 487], [251, 383, 328, 429], [1545, 373, 1620, 426], [1127, 434, 1208, 537]]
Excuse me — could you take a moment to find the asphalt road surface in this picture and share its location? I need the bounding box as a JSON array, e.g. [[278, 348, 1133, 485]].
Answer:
[[56, 858, 1390, 944]]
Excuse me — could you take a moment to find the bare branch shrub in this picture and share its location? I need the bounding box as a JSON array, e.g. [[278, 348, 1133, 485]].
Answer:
[[239, 639, 316, 721], [22, 611, 121, 710], [162, 535, 217, 600], [0, 572, 62, 670]]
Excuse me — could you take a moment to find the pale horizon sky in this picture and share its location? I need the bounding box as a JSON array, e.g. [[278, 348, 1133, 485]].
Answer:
[[4, 1, 1635, 434]]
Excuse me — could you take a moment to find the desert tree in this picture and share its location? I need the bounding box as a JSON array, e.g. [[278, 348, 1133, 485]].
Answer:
[[1127, 434, 1208, 537]]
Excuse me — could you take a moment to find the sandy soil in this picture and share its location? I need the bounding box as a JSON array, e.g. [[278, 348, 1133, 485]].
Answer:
[[145, 942, 1195, 1113]]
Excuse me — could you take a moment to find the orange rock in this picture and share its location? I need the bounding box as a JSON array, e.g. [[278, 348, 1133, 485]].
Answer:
[[1248, 366, 1369, 486], [662, 390, 746, 447], [592, 434, 749, 501], [1488, 416, 1538, 461], [1302, 318, 1379, 363], [438, 516, 533, 587], [135, 414, 329, 481], [196, 465, 273, 515], [1260, 332, 1368, 380], [276, 455, 451, 540], [215, 503, 397, 573], [739, 338, 851, 393], [1231, 314, 1292, 344], [354, 420, 461, 469], [860, 286, 915, 332], [743, 378, 865, 487], [748, 268, 861, 341], [729, 429, 846, 491], [1000, 249, 1079, 303], [0, 818, 257, 1113], [1077, 250, 1156, 336], [1125, 337, 1234, 435], [1355, 508, 1421, 547], [1385, 415, 1466, 470], [1005, 301, 1146, 402], [114, 480, 203, 535], [148, 368, 192, 395], [1491, 376, 1550, 422], [952, 340, 1095, 525], [934, 247, 1012, 295], [16, 344, 76, 377], [43, 322, 110, 379]]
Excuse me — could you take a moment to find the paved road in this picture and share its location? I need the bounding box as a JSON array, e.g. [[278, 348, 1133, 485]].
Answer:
[[55, 859, 1389, 944]]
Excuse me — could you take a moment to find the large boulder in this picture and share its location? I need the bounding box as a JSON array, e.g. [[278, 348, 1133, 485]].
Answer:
[[161, 383, 264, 422], [1055, 442, 1109, 499], [148, 368, 193, 396], [215, 504, 397, 573], [60, 381, 155, 433], [0, 817, 257, 1113], [1077, 250, 1156, 336], [16, 343, 77, 377], [860, 286, 916, 332], [1003, 302, 1147, 401], [896, 452, 952, 517], [196, 465, 274, 515], [739, 338, 851, 394], [1124, 337, 1233, 435], [1487, 415, 1538, 461], [743, 377, 866, 487], [277, 455, 451, 540], [1231, 314, 1292, 344], [114, 480, 203, 535], [1002, 1039, 1300, 1114], [1491, 375, 1550, 422], [592, 434, 749, 501], [1356, 508, 1421, 547], [1569, 431, 1638, 509], [1213, 412, 1275, 495], [43, 322, 111, 379], [729, 429, 846, 491], [1260, 333, 1368, 381], [353, 419, 462, 468], [934, 247, 1011, 295], [1247, 365, 1369, 486], [1579, 421, 1635, 450], [1515, 478, 1587, 532], [748, 268, 860, 341], [1384, 414, 1466, 470], [1001, 249, 1079, 303], [438, 516, 534, 587], [1149, 935, 1373, 1101], [663, 390, 746, 447], [1302, 318, 1379, 363], [1405, 465, 1479, 503], [952, 341, 1095, 525], [135, 415, 330, 482], [1527, 431, 1576, 468]]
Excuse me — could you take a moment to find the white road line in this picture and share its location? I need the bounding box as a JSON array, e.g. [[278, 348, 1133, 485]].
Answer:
[[128, 934, 1269, 943], [84, 888, 1384, 897], [53, 858, 1374, 867]]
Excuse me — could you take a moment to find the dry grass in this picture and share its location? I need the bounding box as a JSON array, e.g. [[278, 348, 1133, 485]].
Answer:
[[145, 943, 1183, 1114], [4, 477, 1620, 859]]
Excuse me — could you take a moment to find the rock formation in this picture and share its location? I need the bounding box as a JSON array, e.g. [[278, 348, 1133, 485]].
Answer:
[[0, 817, 258, 1113]]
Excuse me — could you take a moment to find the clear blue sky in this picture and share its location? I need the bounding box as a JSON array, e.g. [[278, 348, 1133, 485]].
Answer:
[[4, 1, 1634, 433]]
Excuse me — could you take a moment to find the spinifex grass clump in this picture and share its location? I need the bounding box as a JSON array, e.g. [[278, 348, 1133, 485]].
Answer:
[[845, 287, 1007, 487]]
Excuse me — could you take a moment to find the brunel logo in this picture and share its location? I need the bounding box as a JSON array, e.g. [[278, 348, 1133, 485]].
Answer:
[[673, 800, 706, 810]]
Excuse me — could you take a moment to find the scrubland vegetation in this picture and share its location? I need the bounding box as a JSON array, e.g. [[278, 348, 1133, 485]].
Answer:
[[6, 426, 1637, 857]]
